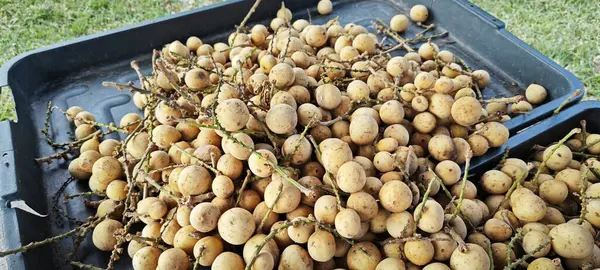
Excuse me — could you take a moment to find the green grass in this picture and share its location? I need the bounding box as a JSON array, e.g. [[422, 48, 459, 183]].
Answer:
[[0, 0, 598, 121], [0, 0, 220, 121], [470, 0, 600, 95]]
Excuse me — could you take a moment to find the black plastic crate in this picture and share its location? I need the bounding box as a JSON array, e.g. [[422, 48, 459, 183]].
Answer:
[[470, 101, 600, 177], [0, 0, 585, 268]]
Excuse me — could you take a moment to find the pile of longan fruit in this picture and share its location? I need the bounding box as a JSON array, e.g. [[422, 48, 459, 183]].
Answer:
[[53, 2, 597, 270]]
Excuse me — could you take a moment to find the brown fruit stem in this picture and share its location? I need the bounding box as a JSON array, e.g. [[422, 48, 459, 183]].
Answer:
[[579, 169, 591, 225], [449, 150, 473, 222], [554, 89, 582, 115]]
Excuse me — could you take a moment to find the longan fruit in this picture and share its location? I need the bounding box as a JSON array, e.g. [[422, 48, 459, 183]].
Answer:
[[193, 236, 223, 266], [132, 246, 160, 269], [317, 0, 333, 15], [216, 98, 250, 132], [410, 4, 429, 22], [260, 54, 278, 74], [451, 96, 482, 126], [430, 233, 457, 262], [522, 230, 552, 258], [321, 141, 353, 174], [217, 208, 255, 245], [346, 80, 370, 101], [490, 243, 516, 269], [390, 14, 409, 32], [450, 243, 490, 270], [428, 93, 454, 119], [455, 88, 476, 102], [184, 68, 210, 90], [379, 100, 405, 124], [468, 134, 489, 157], [479, 121, 509, 147], [147, 199, 168, 220], [73, 111, 95, 127], [379, 180, 412, 212], [155, 101, 182, 125], [442, 63, 462, 78], [404, 239, 434, 266], [250, 24, 269, 46], [265, 104, 298, 134], [352, 33, 376, 54], [269, 62, 295, 88], [264, 179, 301, 214], [472, 70, 490, 88], [525, 84, 547, 105], [414, 200, 444, 233], [98, 139, 120, 157], [80, 135, 100, 152], [347, 242, 382, 269], [543, 144, 573, 171], [335, 208, 362, 239], [555, 168, 583, 193], [221, 132, 254, 161], [373, 151, 395, 173], [151, 124, 181, 149], [216, 153, 243, 180], [418, 42, 439, 60], [212, 252, 244, 270], [315, 83, 342, 110], [106, 180, 128, 201], [512, 193, 547, 222], [435, 160, 461, 185], [238, 190, 260, 212], [386, 56, 409, 78], [450, 180, 477, 201], [92, 156, 122, 184], [376, 137, 399, 153], [148, 151, 169, 171], [539, 180, 569, 204], [510, 100, 533, 113], [480, 170, 512, 195], [434, 76, 454, 94], [483, 218, 512, 242], [66, 106, 84, 122], [77, 150, 101, 175], [428, 135, 457, 161], [271, 91, 298, 109], [189, 202, 220, 233], [133, 92, 148, 109], [528, 258, 563, 270], [549, 223, 594, 259], [349, 115, 378, 145], [74, 124, 96, 140], [286, 216, 315, 244], [288, 85, 311, 104], [172, 225, 198, 255], [157, 248, 188, 270], [92, 219, 123, 251], [212, 175, 234, 198], [279, 245, 313, 270], [347, 191, 379, 222], [248, 149, 277, 177], [414, 72, 435, 89], [178, 165, 211, 196], [252, 202, 279, 233]]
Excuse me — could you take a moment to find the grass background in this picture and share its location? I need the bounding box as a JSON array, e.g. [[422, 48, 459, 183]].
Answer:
[[0, 0, 598, 121]]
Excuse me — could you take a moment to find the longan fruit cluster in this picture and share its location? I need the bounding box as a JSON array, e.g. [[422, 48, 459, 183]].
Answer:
[[51, 2, 572, 270]]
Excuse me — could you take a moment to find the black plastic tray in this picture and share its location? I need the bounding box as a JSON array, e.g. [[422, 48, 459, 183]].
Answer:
[[0, 0, 585, 269], [470, 101, 600, 176]]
